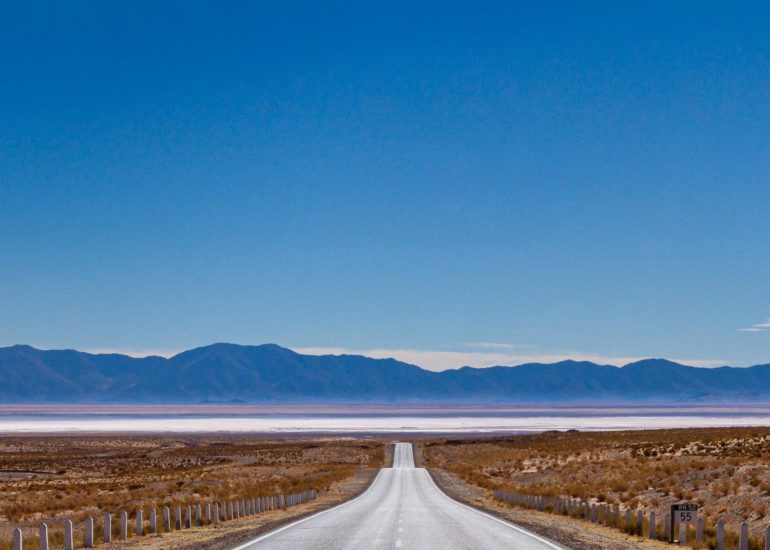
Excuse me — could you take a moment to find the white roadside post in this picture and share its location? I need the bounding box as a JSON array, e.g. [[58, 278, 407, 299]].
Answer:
[[104, 513, 112, 543], [637, 510, 644, 536], [214, 503, 219, 524], [40, 522, 49, 550], [186, 505, 192, 528], [679, 522, 686, 545], [85, 516, 94, 548], [716, 519, 725, 550], [64, 519, 74, 550], [740, 522, 749, 550], [120, 511, 128, 541], [150, 508, 157, 534], [206, 503, 211, 523], [175, 506, 182, 530], [696, 517, 704, 544], [649, 511, 656, 539], [136, 509, 144, 536], [12, 528, 22, 550], [163, 506, 171, 532]]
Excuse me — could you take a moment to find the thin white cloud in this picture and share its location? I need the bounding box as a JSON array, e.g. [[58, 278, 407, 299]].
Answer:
[[462, 342, 522, 350], [740, 318, 770, 332], [291, 346, 727, 372]]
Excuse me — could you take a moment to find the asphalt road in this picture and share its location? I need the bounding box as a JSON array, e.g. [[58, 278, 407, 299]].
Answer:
[[234, 442, 565, 550]]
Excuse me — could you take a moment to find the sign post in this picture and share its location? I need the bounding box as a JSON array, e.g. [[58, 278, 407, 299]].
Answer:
[[670, 503, 699, 542]]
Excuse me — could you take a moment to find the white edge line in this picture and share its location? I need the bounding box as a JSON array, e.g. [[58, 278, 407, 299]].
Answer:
[[230, 469, 386, 550], [424, 468, 566, 550]]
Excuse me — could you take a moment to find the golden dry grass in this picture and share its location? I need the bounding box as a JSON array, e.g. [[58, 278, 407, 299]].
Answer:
[[420, 427, 770, 548], [0, 435, 386, 549]]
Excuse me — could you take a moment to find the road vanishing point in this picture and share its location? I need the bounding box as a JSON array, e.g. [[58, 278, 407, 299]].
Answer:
[[234, 442, 565, 550]]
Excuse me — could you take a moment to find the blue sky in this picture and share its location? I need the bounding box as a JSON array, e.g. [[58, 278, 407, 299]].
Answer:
[[1, 1, 769, 370]]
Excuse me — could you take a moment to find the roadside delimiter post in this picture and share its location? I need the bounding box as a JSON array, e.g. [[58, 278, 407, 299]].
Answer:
[[740, 522, 749, 550], [12, 528, 21, 550], [136, 509, 144, 536], [120, 511, 128, 541], [40, 522, 49, 550], [64, 519, 74, 550], [163, 506, 171, 532], [716, 519, 725, 550], [85, 516, 94, 548], [103, 513, 112, 543]]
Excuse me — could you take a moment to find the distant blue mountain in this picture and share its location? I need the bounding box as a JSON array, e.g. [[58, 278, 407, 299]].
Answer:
[[1, 343, 768, 403]]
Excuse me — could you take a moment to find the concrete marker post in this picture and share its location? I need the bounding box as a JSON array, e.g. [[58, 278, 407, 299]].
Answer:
[[649, 511, 656, 539], [664, 513, 671, 542], [175, 506, 182, 530], [740, 522, 749, 550], [185, 505, 192, 528], [637, 510, 644, 536], [64, 518, 74, 550], [85, 516, 94, 548], [136, 509, 144, 536], [120, 511, 128, 541], [103, 513, 112, 543], [163, 506, 171, 532], [150, 508, 157, 534], [12, 528, 21, 550], [195, 504, 201, 526], [206, 503, 211, 523], [716, 519, 725, 550], [679, 522, 686, 545], [214, 503, 219, 524], [40, 522, 49, 550], [696, 517, 704, 544]]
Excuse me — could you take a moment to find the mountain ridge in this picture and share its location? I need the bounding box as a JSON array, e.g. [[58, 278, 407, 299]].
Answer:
[[1, 343, 768, 403]]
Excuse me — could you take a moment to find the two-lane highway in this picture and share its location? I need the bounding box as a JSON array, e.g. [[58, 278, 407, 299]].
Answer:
[[234, 442, 565, 550]]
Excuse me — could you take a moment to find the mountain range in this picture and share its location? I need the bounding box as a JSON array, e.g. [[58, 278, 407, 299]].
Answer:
[[1, 343, 769, 403]]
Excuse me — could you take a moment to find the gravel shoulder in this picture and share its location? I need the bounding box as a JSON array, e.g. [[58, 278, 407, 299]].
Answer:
[[428, 468, 673, 550]]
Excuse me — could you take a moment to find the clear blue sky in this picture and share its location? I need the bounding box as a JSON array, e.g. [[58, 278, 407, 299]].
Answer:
[[1, 1, 769, 369]]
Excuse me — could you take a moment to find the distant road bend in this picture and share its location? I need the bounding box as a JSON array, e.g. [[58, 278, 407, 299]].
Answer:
[[234, 442, 565, 550]]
